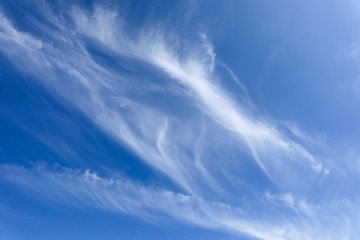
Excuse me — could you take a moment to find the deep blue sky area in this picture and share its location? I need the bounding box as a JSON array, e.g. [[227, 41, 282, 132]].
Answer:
[[1, 0, 360, 239]]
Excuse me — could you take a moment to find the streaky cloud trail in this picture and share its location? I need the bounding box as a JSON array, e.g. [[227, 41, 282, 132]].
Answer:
[[0, 164, 352, 240]]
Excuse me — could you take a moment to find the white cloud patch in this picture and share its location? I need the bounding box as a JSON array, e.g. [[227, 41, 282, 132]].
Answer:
[[70, 5, 325, 191], [0, 164, 353, 240], [0, 4, 325, 196]]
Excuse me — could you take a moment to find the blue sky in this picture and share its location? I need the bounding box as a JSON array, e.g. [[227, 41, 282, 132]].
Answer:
[[1, 0, 360, 239]]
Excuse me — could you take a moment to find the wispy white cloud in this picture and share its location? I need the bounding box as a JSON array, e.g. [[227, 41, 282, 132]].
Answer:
[[0, 164, 283, 240], [0, 2, 356, 239], [0, 164, 354, 240], [70, 6, 326, 191]]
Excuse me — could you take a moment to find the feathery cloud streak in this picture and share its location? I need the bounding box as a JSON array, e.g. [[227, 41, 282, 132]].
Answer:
[[0, 5, 323, 194], [0, 164, 353, 240]]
